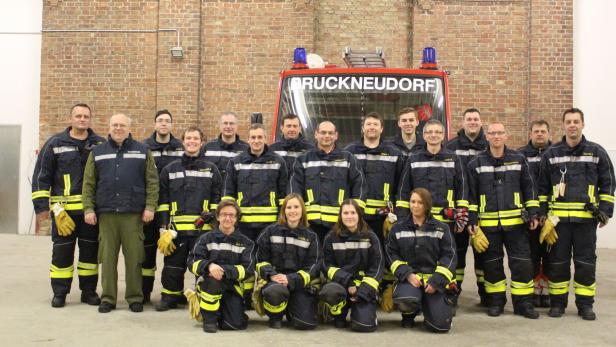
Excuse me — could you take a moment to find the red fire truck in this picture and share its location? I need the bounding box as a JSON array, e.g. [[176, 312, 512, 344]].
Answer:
[[269, 47, 451, 146]]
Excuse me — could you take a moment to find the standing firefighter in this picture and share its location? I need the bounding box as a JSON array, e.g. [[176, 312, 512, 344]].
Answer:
[[538, 108, 615, 320], [445, 108, 489, 305], [32, 103, 105, 308], [385, 107, 425, 156], [187, 200, 255, 333], [201, 112, 248, 177], [291, 120, 366, 243], [255, 193, 320, 329], [467, 122, 539, 319], [270, 113, 315, 177], [155, 126, 222, 312], [142, 109, 184, 303], [518, 120, 552, 308]]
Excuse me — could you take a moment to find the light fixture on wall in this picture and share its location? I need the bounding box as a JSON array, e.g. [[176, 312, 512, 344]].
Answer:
[[170, 46, 184, 58]]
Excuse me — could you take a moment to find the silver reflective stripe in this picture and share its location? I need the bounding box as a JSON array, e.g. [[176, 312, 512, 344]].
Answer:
[[206, 242, 245, 254], [354, 153, 399, 163], [410, 161, 455, 169], [234, 163, 281, 171], [169, 172, 185, 180], [94, 154, 117, 161], [455, 149, 482, 156], [395, 230, 444, 239], [476, 164, 521, 173], [151, 151, 162, 157], [163, 150, 184, 157], [53, 146, 77, 154], [527, 157, 541, 163], [269, 235, 311, 248], [274, 150, 303, 158], [549, 155, 599, 165], [303, 160, 350, 169], [124, 153, 146, 159], [185, 170, 213, 178], [331, 241, 371, 250], [205, 150, 240, 158]]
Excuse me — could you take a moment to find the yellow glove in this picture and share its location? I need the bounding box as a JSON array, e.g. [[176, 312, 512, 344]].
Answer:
[[157, 229, 177, 256], [383, 212, 397, 239], [379, 284, 394, 312], [184, 289, 202, 322], [52, 203, 75, 236], [539, 215, 559, 245], [471, 226, 489, 253], [252, 278, 268, 317]]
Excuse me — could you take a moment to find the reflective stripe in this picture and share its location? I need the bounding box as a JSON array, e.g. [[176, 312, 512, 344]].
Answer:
[[185, 170, 213, 178], [32, 190, 51, 199], [326, 300, 346, 315], [435, 266, 453, 282], [169, 172, 184, 179], [456, 268, 465, 282], [480, 195, 486, 213], [234, 163, 281, 171], [240, 206, 278, 214], [204, 150, 240, 158], [514, 192, 521, 208], [447, 189, 454, 208], [551, 202, 587, 209], [525, 200, 540, 208], [256, 261, 271, 273], [354, 153, 398, 163], [302, 160, 350, 169], [396, 200, 410, 208], [331, 241, 371, 250], [191, 260, 202, 275], [390, 260, 408, 274], [354, 199, 366, 208], [383, 183, 390, 203], [237, 192, 243, 206], [306, 189, 314, 204], [538, 195, 548, 202], [574, 281, 596, 296], [362, 276, 379, 291], [63, 174, 71, 196], [170, 202, 178, 216], [410, 161, 455, 169], [548, 155, 599, 164], [269, 236, 311, 248], [199, 291, 222, 311], [327, 267, 340, 280], [94, 153, 117, 161], [53, 146, 77, 154], [338, 189, 344, 206], [156, 203, 170, 212], [77, 261, 98, 276], [526, 157, 541, 162], [455, 149, 482, 156], [161, 288, 183, 295], [235, 265, 246, 281], [479, 218, 524, 227], [273, 150, 303, 158], [240, 215, 277, 223], [50, 264, 73, 279], [203, 199, 209, 212], [548, 280, 570, 295], [600, 194, 615, 203], [475, 269, 484, 283], [150, 150, 183, 157], [206, 242, 246, 254], [298, 270, 310, 286], [475, 164, 521, 173], [484, 279, 507, 293], [395, 230, 444, 239], [468, 204, 478, 212], [588, 185, 596, 204], [551, 210, 593, 219], [366, 199, 387, 207], [457, 199, 469, 207], [142, 268, 156, 277], [511, 280, 534, 295], [123, 153, 146, 159], [264, 300, 288, 313], [270, 191, 276, 207]]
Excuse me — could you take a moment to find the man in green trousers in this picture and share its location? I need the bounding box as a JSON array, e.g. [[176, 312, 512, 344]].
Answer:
[[82, 113, 159, 313]]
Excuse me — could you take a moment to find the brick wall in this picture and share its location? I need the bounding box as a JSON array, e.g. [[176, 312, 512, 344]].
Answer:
[[40, 0, 573, 148]]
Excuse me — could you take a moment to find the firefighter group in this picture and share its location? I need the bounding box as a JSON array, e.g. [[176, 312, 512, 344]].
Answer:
[[32, 104, 615, 333]]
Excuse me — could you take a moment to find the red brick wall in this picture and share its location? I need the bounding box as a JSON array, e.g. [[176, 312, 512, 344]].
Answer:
[[40, 0, 573, 148]]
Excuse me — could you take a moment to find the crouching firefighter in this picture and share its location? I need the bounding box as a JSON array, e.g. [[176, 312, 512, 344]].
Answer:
[[155, 126, 222, 311], [187, 200, 255, 333], [255, 193, 320, 329], [320, 200, 383, 332], [386, 188, 456, 332]]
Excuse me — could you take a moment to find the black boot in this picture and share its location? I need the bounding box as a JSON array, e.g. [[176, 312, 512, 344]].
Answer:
[[487, 305, 504, 317], [155, 296, 178, 312], [142, 292, 151, 305], [203, 321, 218, 333], [532, 294, 542, 308], [577, 306, 596, 321], [51, 294, 66, 308], [269, 318, 283, 329], [548, 305, 565, 318], [401, 313, 416, 328], [334, 317, 347, 329], [81, 291, 101, 306], [514, 302, 540, 319], [539, 295, 550, 308]]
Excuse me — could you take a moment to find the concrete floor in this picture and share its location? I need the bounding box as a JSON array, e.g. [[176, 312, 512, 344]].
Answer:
[[1, 234, 615, 347]]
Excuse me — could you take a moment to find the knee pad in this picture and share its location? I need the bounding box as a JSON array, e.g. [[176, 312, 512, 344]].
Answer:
[[394, 297, 420, 314], [262, 283, 290, 306], [319, 283, 346, 305]]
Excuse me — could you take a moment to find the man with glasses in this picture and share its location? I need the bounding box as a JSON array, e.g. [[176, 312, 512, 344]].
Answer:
[[202, 112, 249, 177], [467, 122, 539, 319]]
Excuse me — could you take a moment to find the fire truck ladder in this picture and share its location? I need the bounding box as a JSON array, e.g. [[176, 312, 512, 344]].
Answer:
[[343, 47, 386, 68]]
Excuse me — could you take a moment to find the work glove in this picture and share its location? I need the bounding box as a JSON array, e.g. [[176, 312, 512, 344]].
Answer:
[[157, 228, 177, 256], [470, 226, 489, 253], [539, 215, 559, 245], [382, 211, 397, 239], [442, 207, 455, 221], [454, 207, 469, 231], [194, 211, 215, 229], [52, 203, 75, 236], [184, 288, 202, 322], [379, 284, 394, 313], [585, 203, 609, 225], [251, 278, 268, 317]]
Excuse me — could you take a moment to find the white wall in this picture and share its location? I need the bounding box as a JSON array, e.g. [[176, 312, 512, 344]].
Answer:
[[0, 1, 42, 234], [574, 0, 616, 248]]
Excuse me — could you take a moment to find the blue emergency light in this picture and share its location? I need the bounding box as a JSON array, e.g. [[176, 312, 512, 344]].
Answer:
[[294, 47, 307, 64], [421, 47, 438, 69]]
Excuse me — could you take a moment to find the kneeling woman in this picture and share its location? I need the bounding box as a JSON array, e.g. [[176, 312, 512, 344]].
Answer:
[[255, 193, 320, 329], [386, 188, 456, 333], [320, 199, 383, 332], [187, 200, 255, 333]]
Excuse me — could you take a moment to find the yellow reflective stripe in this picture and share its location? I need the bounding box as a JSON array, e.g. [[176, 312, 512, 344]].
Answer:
[[32, 190, 51, 199], [278, 199, 284, 206], [538, 195, 548, 202], [234, 284, 245, 296], [142, 267, 156, 277], [514, 192, 521, 208], [447, 189, 454, 208], [475, 269, 484, 283], [434, 214, 448, 222], [327, 267, 340, 280], [484, 279, 507, 293], [210, 203, 218, 211], [156, 203, 170, 212], [161, 288, 183, 295], [191, 260, 202, 275], [326, 300, 346, 315], [480, 194, 486, 213], [240, 206, 278, 213], [456, 269, 465, 282], [396, 200, 410, 208], [362, 276, 379, 291], [383, 270, 396, 281], [525, 200, 540, 208], [78, 261, 97, 270], [588, 185, 596, 204], [297, 270, 310, 287], [479, 209, 522, 218], [552, 185, 558, 202], [574, 281, 596, 296], [511, 280, 534, 295], [237, 192, 243, 206], [548, 280, 570, 295], [415, 272, 432, 283], [221, 195, 235, 201], [321, 214, 339, 222], [431, 207, 444, 214], [264, 300, 288, 313], [175, 223, 198, 231], [77, 261, 98, 276], [270, 191, 276, 207], [338, 189, 345, 206], [63, 174, 71, 196], [551, 202, 588, 209], [390, 260, 408, 274], [170, 202, 178, 216], [383, 183, 390, 203], [173, 215, 201, 222], [600, 194, 614, 203], [366, 199, 387, 207], [235, 265, 245, 281], [364, 207, 378, 215], [456, 199, 469, 208], [199, 291, 222, 311], [256, 261, 271, 273], [354, 199, 366, 208], [551, 210, 594, 219], [480, 218, 524, 227], [50, 264, 73, 279], [306, 189, 314, 204], [240, 215, 278, 223], [202, 199, 209, 212], [468, 204, 478, 212], [435, 266, 454, 282]]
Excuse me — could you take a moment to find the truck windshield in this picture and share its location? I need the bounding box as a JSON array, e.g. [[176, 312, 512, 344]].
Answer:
[[276, 74, 446, 146]]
